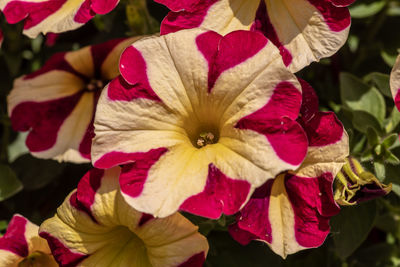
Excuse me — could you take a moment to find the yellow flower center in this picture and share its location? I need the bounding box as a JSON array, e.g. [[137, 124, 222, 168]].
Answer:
[[98, 225, 151, 265]]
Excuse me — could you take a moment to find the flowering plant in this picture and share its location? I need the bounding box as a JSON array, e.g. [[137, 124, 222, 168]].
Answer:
[[0, 0, 400, 266]]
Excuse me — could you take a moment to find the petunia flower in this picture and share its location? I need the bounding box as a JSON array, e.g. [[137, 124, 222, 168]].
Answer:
[[0, 214, 57, 266], [156, 0, 353, 72], [39, 167, 209, 267], [390, 54, 400, 112], [334, 157, 392, 206], [0, 0, 119, 38], [229, 80, 349, 258], [91, 28, 309, 219], [8, 37, 140, 163]]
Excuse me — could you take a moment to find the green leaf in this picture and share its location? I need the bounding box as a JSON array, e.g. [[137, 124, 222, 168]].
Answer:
[[349, 1, 386, 18], [374, 161, 386, 181], [0, 164, 23, 201], [374, 144, 383, 156], [391, 184, 400, 197], [331, 201, 377, 260], [340, 73, 386, 122], [367, 127, 379, 146], [382, 133, 398, 148], [0, 220, 8, 232], [364, 72, 392, 98], [375, 212, 400, 237], [385, 107, 400, 134], [352, 243, 395, 266], [352, 134, 367, 154], [7, 132, 29, 162], [361, 149, 374, 162], [381, 49, 398, 67], [384, 151, 400, 165], [351, 110, 384, 134], [388, 4, 400, 16], [206, 231, 284, 267], [11, 155, 65, 191]]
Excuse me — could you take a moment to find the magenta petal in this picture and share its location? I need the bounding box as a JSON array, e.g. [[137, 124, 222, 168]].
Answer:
[[90, 0, 119, 14], [74, 0, 119, 23], [207, 30, 268, 91], [394, 90, 400, 112], [301, 112, 344, 147], [120, 45, 151, 86], [307, 0, 351, 32], [119, 148, 168, 198], [107, 75, 160, 102], [11, 93, 82, 153], [329, 0, 356, 7], [298, 79, 319, 122], [228, 223, 259, 246], [180, 164, 251, 219], [251, 0, 293, 67], [74, 169, 105, 219], [236, 82, 307, 166], [233, 180, 274, 244], [285, 173, 340, 247], [0, 215, 29, 257], [177, 252, 206, 267], [3, 0, 65, 29], [39, 232, 88, 267], [155, 0, 203, 12], [159, 0, 217, 35]]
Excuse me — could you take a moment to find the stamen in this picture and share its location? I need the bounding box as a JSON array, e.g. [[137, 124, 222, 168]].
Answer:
[[86, 79, 105, 92], [196, 132, 216, 148]]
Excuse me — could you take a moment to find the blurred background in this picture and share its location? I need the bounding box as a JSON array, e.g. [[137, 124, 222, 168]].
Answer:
[[1, 0, 400, 266]]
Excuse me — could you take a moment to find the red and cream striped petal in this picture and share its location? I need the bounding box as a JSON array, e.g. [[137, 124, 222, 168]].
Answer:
[[0, 214, 57, 266], [0, 0, 119, 38], [92, 29, 308, 218], [390, 54, 400, 112], [159, 0, 352, 72], [8, 38, 138, 163], [230, 80, 348, 258], [39, 168, 209, 267]]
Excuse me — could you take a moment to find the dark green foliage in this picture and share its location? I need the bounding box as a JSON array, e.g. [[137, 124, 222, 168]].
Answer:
[[0, 0, 400, 265]]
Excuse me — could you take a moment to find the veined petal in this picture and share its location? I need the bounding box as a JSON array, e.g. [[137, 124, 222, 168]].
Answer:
[[0, 0, 119, 38], [230, 172, 340, 258], [255, 0, 350, 72], [39, 168, 209, 267], [159, 0, 351, 72], [296, 79, 349, 177], [29, 92, 95, 162], [92, 81, 185, 169], [230, 80, 348, 258], [390, 54, 400, 112], [120, 29, 211, 117]]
